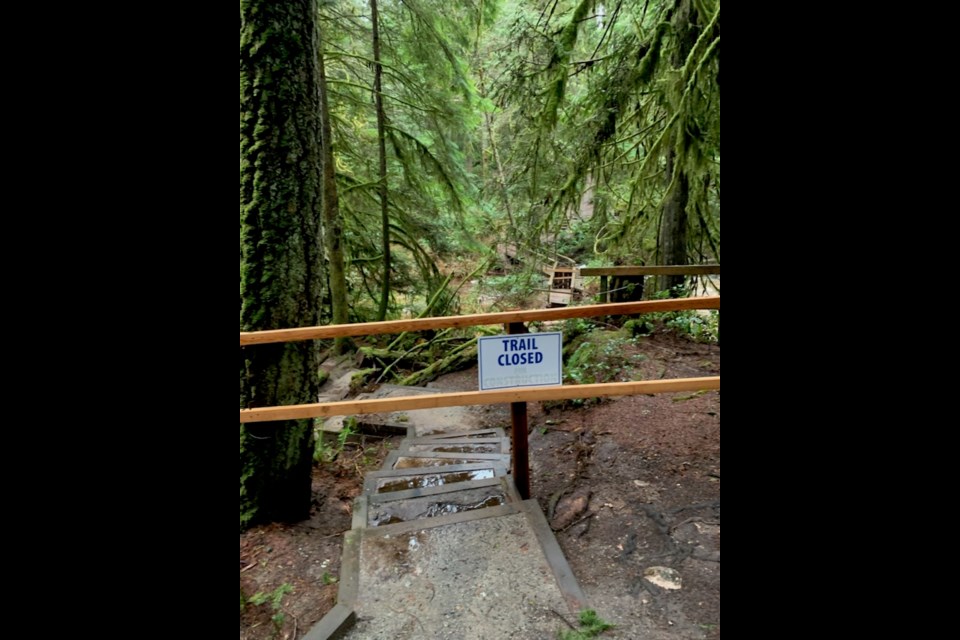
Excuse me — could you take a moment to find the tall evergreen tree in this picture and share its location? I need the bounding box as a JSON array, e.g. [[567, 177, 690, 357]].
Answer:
[[240, 0, 323, 530], [371, 0, 391, 321]]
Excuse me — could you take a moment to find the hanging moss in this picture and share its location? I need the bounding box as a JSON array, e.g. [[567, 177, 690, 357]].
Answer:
[[541, 0, 593, 130]]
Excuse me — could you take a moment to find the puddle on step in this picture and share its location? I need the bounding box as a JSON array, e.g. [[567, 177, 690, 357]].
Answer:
[[370, 494, 506, 526], [393, 457, 473, 469], [376, 469, 496, 493], [423, 431, 498, 439], [407, 444, 498, 454], [423, 495, 504, 518]]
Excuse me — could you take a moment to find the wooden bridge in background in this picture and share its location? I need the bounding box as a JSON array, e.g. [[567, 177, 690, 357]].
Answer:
[[580, 264, 720, 303]]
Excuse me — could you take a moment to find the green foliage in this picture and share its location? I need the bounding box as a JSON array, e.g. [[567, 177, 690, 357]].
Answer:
[[486, 0, 720, 267], [314, 417, 358, 464], [246, 583, 293, 637], [472, 270, 543, 310], [316, 0, 484, 320], [338, 418, 358, 449], [565, 329, 647, 385], [248, 582, 293, 610], [627, 308, 718, 343], [665, 309, 719, 342], [621, 284, 719, 342], [561, 317, 596, 344], [558, 609, 615, 639]]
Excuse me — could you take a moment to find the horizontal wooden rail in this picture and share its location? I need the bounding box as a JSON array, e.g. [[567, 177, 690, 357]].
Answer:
[[240, 296, 719, 346], [239, 377, 720, 423], [579, 265, 720, 277]]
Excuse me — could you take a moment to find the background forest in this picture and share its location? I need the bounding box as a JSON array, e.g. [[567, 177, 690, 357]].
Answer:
[[242, 0, 719, 323], [241, 0, 719, 529]]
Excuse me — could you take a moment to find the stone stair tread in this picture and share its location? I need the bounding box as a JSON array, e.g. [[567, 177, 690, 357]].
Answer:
[[361, 481, 516, 529], [337, 500, 585, 639], [409, 427, 506, 441]]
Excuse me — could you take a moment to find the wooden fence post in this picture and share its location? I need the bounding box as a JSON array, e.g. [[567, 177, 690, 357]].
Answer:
[[506, 321, 530, 499]]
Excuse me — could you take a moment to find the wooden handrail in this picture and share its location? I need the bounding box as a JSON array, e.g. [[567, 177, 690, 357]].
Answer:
[[580, 265, 720, 276], [240, 296, 720, 346], [239, 377, 720, 422]]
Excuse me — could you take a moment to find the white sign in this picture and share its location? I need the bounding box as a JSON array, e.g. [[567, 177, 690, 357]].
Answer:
[[477, 332, 563, 391]]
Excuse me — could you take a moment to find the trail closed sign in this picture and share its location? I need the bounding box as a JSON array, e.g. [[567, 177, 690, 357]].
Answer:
[[477, 332, 562, 391]]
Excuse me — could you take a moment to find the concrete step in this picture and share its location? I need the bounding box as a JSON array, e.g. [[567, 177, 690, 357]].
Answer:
[[338, 500, 585, 640]]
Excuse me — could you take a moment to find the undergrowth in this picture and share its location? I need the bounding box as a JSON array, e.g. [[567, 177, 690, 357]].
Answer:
[[558, 609, 614, 639]]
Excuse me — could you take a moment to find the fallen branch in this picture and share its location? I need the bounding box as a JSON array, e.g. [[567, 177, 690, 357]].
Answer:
[[396, 341, 477, 386], [667, 500, 720, 515], [375, 328, 453, 384], [561, 510, 595, 533], [669, 516, 720, 534]]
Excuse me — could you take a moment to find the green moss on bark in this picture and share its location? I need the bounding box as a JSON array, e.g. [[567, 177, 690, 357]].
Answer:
[[240, 0, 323, 530]]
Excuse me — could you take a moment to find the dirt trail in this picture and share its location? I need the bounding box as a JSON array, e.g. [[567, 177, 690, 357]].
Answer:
[[241, 330, 719, 639]]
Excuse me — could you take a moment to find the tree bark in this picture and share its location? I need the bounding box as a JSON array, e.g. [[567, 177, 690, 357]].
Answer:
[[657, 147, 689, 294], [318, 34, 350, 350], [372, 0, 391, 321], [240, 0, 323, 530], [656, 0, 696, 295]]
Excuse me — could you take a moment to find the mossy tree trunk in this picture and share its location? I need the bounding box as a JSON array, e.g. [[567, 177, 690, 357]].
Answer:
[[240, 0, 323, 531], [656, 0, 699, 295], [657, 147, 690, 294]]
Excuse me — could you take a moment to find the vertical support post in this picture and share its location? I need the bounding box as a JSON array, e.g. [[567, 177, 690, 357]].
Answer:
[[599, 275, 608, 304], [506, 321, 530, 499]]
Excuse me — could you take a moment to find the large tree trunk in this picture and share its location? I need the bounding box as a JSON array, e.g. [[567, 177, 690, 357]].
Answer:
[[656, 0, 697, 295], [240, 0, 323, 530], [318, 38, 350, 351], [372, 0, 391, 321]]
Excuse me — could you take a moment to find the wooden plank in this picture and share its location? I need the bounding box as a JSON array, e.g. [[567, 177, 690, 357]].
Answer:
[[580, 265, 720, 276], [240, 296, 720, 345], [549, 291, 572, 305], [239, 377, 720, 423]]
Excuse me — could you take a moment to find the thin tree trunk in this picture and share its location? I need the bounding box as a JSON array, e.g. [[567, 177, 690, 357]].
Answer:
[[657, 146, 689, 294], [240, 0, 323, 530], [318, 36, 350, 351], [478, 68, 515, 237], [372, 0, 391, 321]]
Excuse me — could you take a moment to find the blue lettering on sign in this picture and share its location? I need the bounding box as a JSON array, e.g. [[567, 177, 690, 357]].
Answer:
[[497, 351, 544, 366], [500, 337, 539, 352], [496, 337, 543, 367]]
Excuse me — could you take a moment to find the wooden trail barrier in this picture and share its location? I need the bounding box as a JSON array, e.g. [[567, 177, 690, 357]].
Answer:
[[240, 296, 721, 498]]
